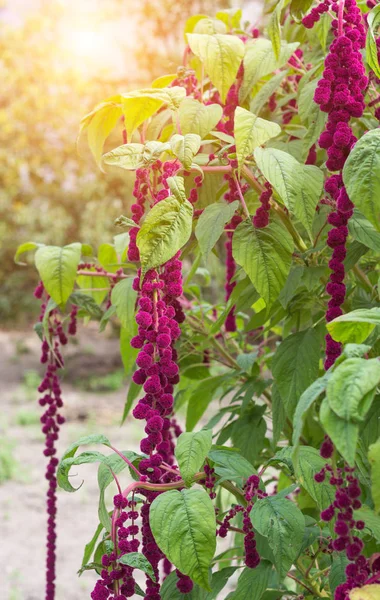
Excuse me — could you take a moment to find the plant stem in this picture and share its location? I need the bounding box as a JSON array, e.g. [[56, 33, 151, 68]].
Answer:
[[271, 202, 308, 253], [220, 480, 247, 506], [287, 572, 319, 597], [233, 173, 251, 220], [77, 269, 127, 279], [110, 446, 142, 478], [353, 264, 377, 298], [296, 559, 325, 598]]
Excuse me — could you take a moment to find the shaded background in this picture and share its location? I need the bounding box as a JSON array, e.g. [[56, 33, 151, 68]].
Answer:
[[0, 1, 262, 598]]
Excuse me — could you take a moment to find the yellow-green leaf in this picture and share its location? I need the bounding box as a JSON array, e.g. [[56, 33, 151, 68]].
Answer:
[[349, 585, 380, 600], [369, 438, 380, 513], [102, 143, 145, 171], [79, 98, 123, 168], [35, 243, 82, 307], [170, 133, 201, 169], [179, 98, 223, 138], [137, 195, 193, 278], [187, 33, 245, 102], [235, 107, 281, 174]]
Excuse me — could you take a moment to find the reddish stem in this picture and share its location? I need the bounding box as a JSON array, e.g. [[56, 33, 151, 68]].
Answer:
[[338, 0, 344, 36], [110, 445, 142, 478]]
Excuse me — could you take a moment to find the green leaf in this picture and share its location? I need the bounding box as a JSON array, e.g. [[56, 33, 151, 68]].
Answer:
[[76, 269, 109, 306], [240, 39, 299, 103], [137, 194, 193, 278], [79, 98, 123, 167], [343, 128, 380, 230], [272, 328, 321, 419], [186, 375, 228, 431], [120, 325, 138, 375], [366, 4, 380, 79], [118, 552, 156, 581], [97, 450, 142, 531], [326, 358, 380, 422], [225, 561, 272, 600], [354, 505, 380, 542], [170, 133, 202, 169], [294, 446, 336, 510], [69, 291, 103, 320], [77, 562, 104, 577], [231, 405, 267, 463], [208, 448, 257, 486], [179, 99, 223, 138], [115, 215, 138, 229], [290, 0, 313, 20], [329, 553, 349, 595], [175, 429, 213, 486], [82, 522, 104, 566], [111, 278, 137, 334], [320, 397, 358, 467], [250, 494, 305, 577], [250, 72, 287, 116], [327, 308, 380, 344], [268, 0, 285, 60], [350, 585, 380, 600], [121, 381, 141, 425], [35, 243, 82, 307], [232, 216, 293, 308], [195, 201, 239, 260], [150, 488, 216, 590], [235, 107, 281, 175], [292, 372, 331, 447], [102, 143, 145, 170], [14, 241, 43, 265], [369, 437, 380, 513], [254, 147, 323, 238], [187, 33, 245, 103], [349, 210, 380, 252], [57, 451, 108, 493], [98, 243, 118, 273]]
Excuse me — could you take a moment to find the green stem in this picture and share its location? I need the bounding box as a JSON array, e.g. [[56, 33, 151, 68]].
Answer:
[[220, 480, 247, 506], [296, 559, 325, 598], [271, 202, 308, 253], [353, 264, 377, 298]]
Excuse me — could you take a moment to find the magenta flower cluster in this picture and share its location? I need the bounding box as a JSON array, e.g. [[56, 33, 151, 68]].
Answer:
[[314, 441, 377, 599], [311, 0, 367, 369], [130, 255, 184, 470], [253, 182, 272, 228], [218, 474, 262, 569], [35, 285, 77, 600]]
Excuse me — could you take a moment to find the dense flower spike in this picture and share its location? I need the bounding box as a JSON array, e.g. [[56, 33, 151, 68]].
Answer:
[[311, 0, 367, 369], [36, 285, 72, 600], [253, 183, 272, 228]]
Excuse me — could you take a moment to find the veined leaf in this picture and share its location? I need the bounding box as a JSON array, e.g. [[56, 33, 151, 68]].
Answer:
[[292, 372, 331, 447], [79, 97, 122, 167], [150, 488, 216, 590], [343, 128, 380, 230], [102, 143, 145, 171], [225, 561, 272, 600], [111, 278, 137, 335], [369, 438, 380, 513], [137, 195, 193, 278], [349, 210, 380, 252], [35, 243, 82, 307], [268, 0, 285, 59], [195, 200, 239, 260], [327, 308, 380, 344], [175, 429, 213, 486], [320, 397, 359, 467], [235, 107, 281, 174], [366, 4, 380, 79], [170, 133, 201, 169], [254, 147, 323, 238], [179, 98, 223, 139], [232, 216, 293, 308], [187, 33, 245, 102]]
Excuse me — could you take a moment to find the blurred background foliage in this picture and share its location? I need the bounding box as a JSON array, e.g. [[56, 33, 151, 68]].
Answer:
[[1, 0, 237, 324]]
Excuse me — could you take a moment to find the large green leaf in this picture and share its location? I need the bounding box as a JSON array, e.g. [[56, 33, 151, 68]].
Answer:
[[232, 216, 293, 308], [76, 269, 109, 306], [343, 129, 380, 230], [366, 4, 380, 79], [354, 505, 380, 542], [294, 446, 335, 510], [231, 405, 267, 463], [327, 308, 380, 344], [111, 278, 137, 335], [170, 133, 202, 169], [208, 448, 257, 486], [35, 243, 82, 306], [118, 552, 156, 581], [320, 397, 358, 467], [175, 429, 213, 486], [186, 375, 229, 431], [292, 372, 331, 447], [102, 143, 145, 171], [348, 210, 380, 252], [179, 99, 223, 139], [137, 193, 193, 278], [329, 554, 349, 595], [195, 200, 239, 260], [235, 107, 281, 174], [254, 147, 323, 237], [225, 561, 272, 600], [250, 494, 305, 577], [369, 437, 380, 513], [187, 33, 245, 102], [150, 488, 216, 590], [326, 358, 380, 422], [240, 39, 299, 102], [272, 328, 321, 419]]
